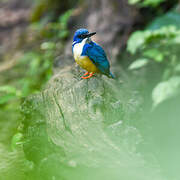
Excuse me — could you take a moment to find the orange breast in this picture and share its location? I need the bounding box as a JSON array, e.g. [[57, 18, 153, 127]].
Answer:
[[74, 55, 99, 73]]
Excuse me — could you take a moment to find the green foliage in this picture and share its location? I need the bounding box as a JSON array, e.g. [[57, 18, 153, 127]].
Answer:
[[147, 11, 180, 30], [0, 7, 72, 162], [152, 76, 180, 107], [141, 0, 165, 7], [128, 58, 149, 70], [127, 10, 180, 106], [128, 0, 141, 5], [11, 10, 73, 98], [127, 30, 148, 54], [58, 10, 72, 38], [127, 26, 180, 54], [31, 0, 63, 22], [0, 10, 72, 105], [0, 2, 74, 178], [0, 47, 54, 106], [0, 86, 21, 104], [143, 49, 164, 62], [11, 133, 23, 151], [18, 49, 53, 97], [128, 0, 165, 7], [31, 9, 73, 40]]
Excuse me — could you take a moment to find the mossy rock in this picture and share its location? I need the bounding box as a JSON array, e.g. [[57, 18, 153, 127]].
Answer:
[[22, 64, 164, 180]]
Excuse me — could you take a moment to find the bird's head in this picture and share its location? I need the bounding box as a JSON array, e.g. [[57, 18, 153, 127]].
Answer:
[[73, 28, 96, 43]]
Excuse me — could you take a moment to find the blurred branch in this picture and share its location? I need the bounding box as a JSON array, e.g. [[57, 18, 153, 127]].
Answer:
[[0, 53, 21, 73]]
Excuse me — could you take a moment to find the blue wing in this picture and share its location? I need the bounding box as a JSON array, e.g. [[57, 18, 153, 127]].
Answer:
[[82, 42, 111, 76]]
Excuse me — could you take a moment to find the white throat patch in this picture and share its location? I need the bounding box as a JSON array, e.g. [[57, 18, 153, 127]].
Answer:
[[73, 38, 88, 58]]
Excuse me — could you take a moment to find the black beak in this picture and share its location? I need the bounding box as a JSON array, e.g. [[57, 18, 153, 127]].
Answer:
[[84, 32, 96, 38]]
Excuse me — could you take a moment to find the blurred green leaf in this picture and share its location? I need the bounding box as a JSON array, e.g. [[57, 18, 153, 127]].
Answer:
[[143, 49, 164, 62], [0, 85, 17, 94], [127, 31, 149, 54], [0, 94, 17, 104], [128, 0, 165, 7], [41, 42, 56, 50], [142, 0, 165, 7], [128, 0, 141, 5], [58, 9, 73, 29], [174, 64, 180, 73], [127, 26, 180, 54], [129, 58, 149, 70], [11, 133, 23, 151], [171, 33, 180, 44], [29, 56, 41, 76], [152, 76, 180, 107], [147, 12, 180, 30], [0, 86, 21, 104], [58, 30, 69, 39]]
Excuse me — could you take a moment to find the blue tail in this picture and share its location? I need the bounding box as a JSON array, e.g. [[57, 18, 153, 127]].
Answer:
[[108, 72, 115, 79]]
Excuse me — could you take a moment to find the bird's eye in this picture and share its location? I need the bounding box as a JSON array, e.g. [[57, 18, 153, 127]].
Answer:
[[78, 35, 83, 38]]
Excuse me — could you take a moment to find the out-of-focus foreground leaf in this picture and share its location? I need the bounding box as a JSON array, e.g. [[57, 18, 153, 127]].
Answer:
[[128, 58, 149, 70], [152, 76, 180, 107]]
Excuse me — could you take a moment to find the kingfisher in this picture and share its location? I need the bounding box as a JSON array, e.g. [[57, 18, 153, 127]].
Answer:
[[72, 28, 114, 79]]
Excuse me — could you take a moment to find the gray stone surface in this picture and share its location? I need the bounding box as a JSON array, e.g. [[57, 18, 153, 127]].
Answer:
[[22, 64, 165, 180]]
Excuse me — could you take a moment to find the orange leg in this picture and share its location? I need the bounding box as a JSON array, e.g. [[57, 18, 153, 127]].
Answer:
[[80, 72, 89, 79], [83, 72, 89, 76], [81, 72, 94, 79]]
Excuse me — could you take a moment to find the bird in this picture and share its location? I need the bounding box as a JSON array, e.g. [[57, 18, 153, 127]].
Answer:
[[72, 28, 114, 79]]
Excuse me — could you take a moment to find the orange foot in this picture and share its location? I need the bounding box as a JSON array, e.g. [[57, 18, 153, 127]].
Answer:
[[81, 72, 94, 79], [83, 72, 89, 76]]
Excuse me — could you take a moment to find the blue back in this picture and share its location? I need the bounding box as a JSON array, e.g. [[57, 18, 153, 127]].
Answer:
[[81, 42, 110, 75]]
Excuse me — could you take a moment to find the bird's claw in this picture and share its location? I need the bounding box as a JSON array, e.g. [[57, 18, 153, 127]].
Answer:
[[83, 72, 89, 76], [81, 72, 94, 79]]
